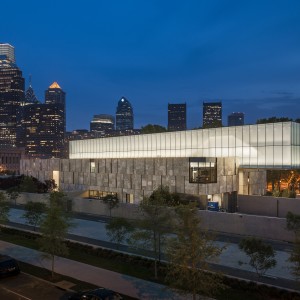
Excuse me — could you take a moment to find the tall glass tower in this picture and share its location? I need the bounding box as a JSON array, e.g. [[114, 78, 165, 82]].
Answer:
[[202, 102, 222, 128], [116, 97, 134, 131], [168, 103, 186, 131], [0, 43, 15, 63], [45, 82, 66, 133], [0, 45, 24, 148]]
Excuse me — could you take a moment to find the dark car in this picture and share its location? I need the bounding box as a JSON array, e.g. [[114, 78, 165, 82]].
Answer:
[[68, 288, 122, 300], [0, 255, 20, 278]]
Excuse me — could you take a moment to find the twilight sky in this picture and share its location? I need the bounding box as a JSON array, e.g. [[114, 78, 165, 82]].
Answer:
[[1, 0, 300, 131]]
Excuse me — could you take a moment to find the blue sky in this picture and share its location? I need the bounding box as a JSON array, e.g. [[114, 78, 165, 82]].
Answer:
[[1, 0, 300, 130]]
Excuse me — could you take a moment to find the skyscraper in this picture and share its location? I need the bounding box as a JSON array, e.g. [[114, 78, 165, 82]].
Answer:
[[0, 44, 24, 148], [45, 81, 66, 133], [202, 102, 222, 128], [116, 97, 134, 131], [168, 103, 186, 131], [90, 114, 115, 137], [18, 82, 66, 158], [0, 43, 15, 63], [24, 76, 39, 104], [228, 112, 245, 126]]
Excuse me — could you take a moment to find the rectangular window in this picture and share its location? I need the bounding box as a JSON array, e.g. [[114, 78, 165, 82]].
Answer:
[[126, 193, 134, 204], [90, 160, 96, 173], [88, 190, 117, 200], [189, 157, 217, 183]]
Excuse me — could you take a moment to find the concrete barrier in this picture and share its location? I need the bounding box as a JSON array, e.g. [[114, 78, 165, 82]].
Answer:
[[238, 195, 300, 218], [198, 210, 294, 242]]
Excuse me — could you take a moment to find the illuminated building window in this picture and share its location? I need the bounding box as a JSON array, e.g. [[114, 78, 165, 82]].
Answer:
[[90, 160, 95, 173], [189, 157, 217, 184]]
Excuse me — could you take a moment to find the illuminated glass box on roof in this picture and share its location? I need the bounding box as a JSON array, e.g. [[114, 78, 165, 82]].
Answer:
[[69, 122, 300, 169]]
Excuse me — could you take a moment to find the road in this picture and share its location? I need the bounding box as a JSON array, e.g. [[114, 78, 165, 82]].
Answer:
[[0, 272, 71, 300]]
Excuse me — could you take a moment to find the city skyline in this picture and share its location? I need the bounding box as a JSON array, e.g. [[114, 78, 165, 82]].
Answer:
[[1, 0, 300, 131]]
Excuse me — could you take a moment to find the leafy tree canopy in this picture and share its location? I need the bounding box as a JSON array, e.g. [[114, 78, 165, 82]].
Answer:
[[141, 124, 167, 134], [23, 201, 47, 231], [0, 192, 10, 225], [166, 203, 224, 299], [239, 237, 276, 277], [256, 117, 292, 124]]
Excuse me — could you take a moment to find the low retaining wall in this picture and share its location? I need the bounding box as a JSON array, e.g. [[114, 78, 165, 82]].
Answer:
[[198, 210, 294, 242], [10, 192, 295, 242], [17, 193, 49, 205], [238, 195, 300, 218], [72, 197, 143, 219]]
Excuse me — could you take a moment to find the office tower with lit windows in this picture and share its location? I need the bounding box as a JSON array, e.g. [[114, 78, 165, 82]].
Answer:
[[45, 82, 66, 133], [168, 103, 186, 131], [18, 82, 66, 158], [90, 114, 115, 137], [0, 43, 15, 63], [0, 43, 24, 148], [202, 102, 222, 128], [228, 112, 245, 126], [116, 97, 134, 131]]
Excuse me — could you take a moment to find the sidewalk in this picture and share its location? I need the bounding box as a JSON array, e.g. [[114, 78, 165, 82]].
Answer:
[[0, 240, 201, 300]]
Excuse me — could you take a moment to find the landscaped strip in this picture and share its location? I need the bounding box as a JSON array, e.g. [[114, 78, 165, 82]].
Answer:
[[1, 227, 299, 300]]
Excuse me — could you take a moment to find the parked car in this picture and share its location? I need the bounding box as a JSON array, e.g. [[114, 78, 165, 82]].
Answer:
[[68, 288, 122, 300], [0, 255, 20, 278]]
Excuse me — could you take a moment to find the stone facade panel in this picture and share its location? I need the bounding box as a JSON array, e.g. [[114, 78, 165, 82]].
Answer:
[[109, 173, 116, 188], [105, 159, 112, 173], [98, 160, 106, 173], [118, 160, 127, 174], [123, 174, 132, 189], [112, 159, 118, 173], [152, 175, 162, 190], [175, 176, 185, 193], [155, 158, 166, 175], [145, 159, 154, 175], [126, 159, 134, 174], [132, 174, 142, 190], [134, 159, 144, 175]]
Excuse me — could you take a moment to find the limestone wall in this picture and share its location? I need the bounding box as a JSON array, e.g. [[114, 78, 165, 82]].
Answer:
[[20, 157, 239, 203]]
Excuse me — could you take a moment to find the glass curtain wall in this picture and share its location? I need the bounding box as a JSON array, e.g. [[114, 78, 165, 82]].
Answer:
[[69, 122, 300, 169]]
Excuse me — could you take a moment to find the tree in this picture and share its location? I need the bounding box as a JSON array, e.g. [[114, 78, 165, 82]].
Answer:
[[129, 187, 177, 279], [23, 201, 47, 231], [256, 117, 292, 124], [102, 194, 119, 218], [19, 176, 38, 193], [140, 124, 167, 134], [44, 179, 57, 192], [106, 217, 134, 249], [38, 192, 72, 278], [0, 192, 10, 225], [5, 186, 20, 206], [166, 204, 224, 299], [239, 237, 276, 277], [286, 211, 300, 234]]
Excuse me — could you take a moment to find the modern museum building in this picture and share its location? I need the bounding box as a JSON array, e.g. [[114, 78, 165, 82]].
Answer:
[[20, 122, 300, 211]]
